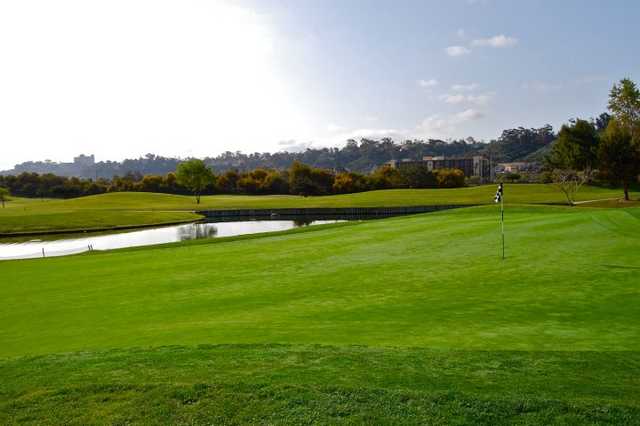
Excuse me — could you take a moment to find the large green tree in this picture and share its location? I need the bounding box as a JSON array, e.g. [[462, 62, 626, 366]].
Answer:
[[549, 119, 600, 171], [608, 78, 640, 133], [600, 79, 640, 200], [599, 119, 640, 201], [546, 119, 600, 205], [175, 160, 214, 204]]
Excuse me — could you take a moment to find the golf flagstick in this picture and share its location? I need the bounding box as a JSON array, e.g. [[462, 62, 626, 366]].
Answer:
[[494, 183, 504, 260], [501, 187, 504, 260]]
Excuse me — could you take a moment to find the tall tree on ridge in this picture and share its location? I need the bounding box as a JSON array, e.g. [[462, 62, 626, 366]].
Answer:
[[599, 79, 640, 201], [599, 119, 640, 201]]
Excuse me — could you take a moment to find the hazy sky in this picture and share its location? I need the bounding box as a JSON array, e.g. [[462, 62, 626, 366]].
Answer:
[[1, 0, 639, 169]]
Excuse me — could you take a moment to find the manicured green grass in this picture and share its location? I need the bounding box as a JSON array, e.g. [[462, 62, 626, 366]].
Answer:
[[2, 205, 639, 423], [577, 198, 640, 208], [3, 205, 640, 356], [2, 345, 639, 425], [0, 209, 200, 235], [0, 184, 637, 233]]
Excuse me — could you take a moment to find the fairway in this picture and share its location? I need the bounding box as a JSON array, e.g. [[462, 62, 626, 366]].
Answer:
[[2, 204, 640, 423], [3, 205, 640, 355], [0, 184, 636, 234]]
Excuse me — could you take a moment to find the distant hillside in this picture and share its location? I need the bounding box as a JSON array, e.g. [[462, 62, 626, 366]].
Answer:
[[1, 126, 554, 178], [524, 142, 554, 162], [482, 125, 555, 163]]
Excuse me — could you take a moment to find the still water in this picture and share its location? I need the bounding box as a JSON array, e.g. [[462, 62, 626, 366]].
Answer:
[[0, 218, 343, 260]]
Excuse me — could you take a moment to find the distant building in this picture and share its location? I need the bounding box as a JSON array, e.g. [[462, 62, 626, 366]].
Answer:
[[8, 154, 96, 177], [496, 162, 541, 174], [73, 154, 95, 168], [387, 155, 492, 182]]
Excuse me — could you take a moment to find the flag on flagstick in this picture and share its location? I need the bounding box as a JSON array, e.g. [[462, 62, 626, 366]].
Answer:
[[494, 183, 503, 203], [494, 183, 505, 259]]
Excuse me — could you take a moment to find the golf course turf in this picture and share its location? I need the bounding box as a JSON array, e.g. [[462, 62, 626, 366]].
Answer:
[[0, 184, 637, 234], [1, 198, 640, 423]]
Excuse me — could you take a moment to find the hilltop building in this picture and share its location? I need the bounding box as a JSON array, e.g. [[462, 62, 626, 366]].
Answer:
[[73, 154, 95, 168], [6, 154, 96, 177], [495, 162, 541, 174], [387, 156, 493, 182]]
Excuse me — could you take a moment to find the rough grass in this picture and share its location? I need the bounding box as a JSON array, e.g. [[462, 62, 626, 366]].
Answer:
[[1, 345, 639, 425], [1, 184, 636, 233]]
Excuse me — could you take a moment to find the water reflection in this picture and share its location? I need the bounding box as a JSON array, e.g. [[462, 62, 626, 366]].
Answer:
[[0, 219, 343, 260], [177, 223, 218, 241], [293, 218, 314, 227]]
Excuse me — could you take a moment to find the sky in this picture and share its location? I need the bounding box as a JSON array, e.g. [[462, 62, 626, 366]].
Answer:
[[1, 0, 639, 169]]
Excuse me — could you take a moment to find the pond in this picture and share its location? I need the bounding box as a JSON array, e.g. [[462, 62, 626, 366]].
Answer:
[[0, 217, 353, 260]]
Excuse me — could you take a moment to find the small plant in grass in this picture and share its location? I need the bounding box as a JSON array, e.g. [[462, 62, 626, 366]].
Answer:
[[552, 169, 592, 205]]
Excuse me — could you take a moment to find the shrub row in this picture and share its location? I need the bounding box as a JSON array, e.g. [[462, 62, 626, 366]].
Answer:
[[0, 162, 465, 199]]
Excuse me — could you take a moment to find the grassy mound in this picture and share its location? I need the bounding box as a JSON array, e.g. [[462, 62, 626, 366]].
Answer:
[[1, 184, 636, 233]]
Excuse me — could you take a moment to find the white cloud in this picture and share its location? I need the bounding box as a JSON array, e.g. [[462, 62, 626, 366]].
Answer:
[[456, 108, 484, 120], [418, 108, 484, 137], [468, 94, 493, 105], [439, 92, 493, 106], [451, 83, 479, 91], [327, 123, 344, 132], [445, 45, 471, 57], [471, 34, 518, 48], [345, 128, 403, 139], [278, 140, 313, 152], [418, 79, 439, 88], [439, 94, 467, 104], [440, 93, 494, 106], [419, 115, 451, 134]]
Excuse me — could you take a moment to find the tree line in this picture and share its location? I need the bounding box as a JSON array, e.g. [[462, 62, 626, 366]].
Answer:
[[0, 162, 466, 203], [2, 126, 556, 178], [546, 78, 640, 202]]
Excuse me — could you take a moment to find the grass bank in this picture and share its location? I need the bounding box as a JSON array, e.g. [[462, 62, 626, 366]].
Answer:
[[2, 345, 639, 424], [0, 184, 636, 233]]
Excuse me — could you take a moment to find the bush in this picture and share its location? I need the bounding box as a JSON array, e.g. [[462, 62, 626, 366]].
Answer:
[[333, 172, 370, 194], [1, 161, 474, 199], [435, 169, 465, 188], [261, 171, 289, 194], [236, 176, 261, 194], [504, 172, 522, 183], [397, 164, 437, 188], [369, 165, 403, 189], [289, 162, 335, 196], [465, 176, 481, 186]]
